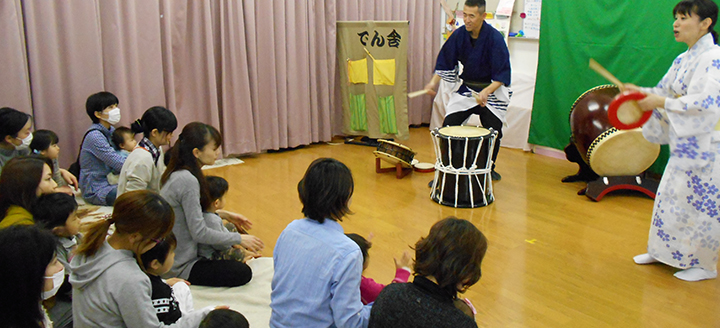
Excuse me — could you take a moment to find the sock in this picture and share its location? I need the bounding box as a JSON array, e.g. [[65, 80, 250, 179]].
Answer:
[[674, 268, 718, 282], [633, 253, 658, 264]]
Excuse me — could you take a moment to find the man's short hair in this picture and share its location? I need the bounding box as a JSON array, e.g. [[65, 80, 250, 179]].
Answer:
[[465, 0, 486, 10]]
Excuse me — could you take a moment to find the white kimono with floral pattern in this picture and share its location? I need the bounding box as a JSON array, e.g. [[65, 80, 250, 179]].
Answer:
[[641, 33, 720, 271]]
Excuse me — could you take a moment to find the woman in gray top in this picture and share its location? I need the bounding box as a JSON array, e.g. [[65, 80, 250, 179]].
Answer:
[[70, 190, 215, 328], [160, 122, 263, 287]]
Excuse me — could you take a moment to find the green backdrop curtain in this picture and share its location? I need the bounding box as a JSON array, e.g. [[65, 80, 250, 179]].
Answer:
[[529, 0, 720, 173]]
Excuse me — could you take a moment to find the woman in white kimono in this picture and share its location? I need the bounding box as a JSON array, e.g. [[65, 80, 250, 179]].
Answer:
[[627, 0, 720, 281]]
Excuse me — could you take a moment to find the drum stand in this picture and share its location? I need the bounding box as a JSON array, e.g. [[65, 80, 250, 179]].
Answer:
[[583, 173, 659, 201], [375, 158, 412, 179]]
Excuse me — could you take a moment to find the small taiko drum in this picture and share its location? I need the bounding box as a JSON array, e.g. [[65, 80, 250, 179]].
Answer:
[[430, 126, 497, 208], [374, 139, 415, 167], [570, 85, 660, 177]]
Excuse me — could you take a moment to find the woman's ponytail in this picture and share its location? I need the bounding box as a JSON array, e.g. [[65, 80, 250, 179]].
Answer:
[[76, 216, 114, 257]]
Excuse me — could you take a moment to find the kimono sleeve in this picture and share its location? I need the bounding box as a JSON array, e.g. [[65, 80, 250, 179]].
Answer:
[[490, 33, 511, 86], [435, 31, 461, 83], [664, 52, 720, 138]]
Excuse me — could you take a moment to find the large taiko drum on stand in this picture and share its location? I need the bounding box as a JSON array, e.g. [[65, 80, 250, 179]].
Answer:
[[430, 126, 497, 208], [570, 85, 660, 177]]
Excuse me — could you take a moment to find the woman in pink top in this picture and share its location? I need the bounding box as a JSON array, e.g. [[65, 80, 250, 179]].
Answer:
[[346, 233, 412, 304]]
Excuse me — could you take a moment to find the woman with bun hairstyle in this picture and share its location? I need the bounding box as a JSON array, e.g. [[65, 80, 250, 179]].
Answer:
[[117, 106, 178, 196]]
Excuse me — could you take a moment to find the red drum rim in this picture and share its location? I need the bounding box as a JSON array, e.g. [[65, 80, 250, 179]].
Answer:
[[608, 92, 651, 130], [413, 162, 435, 173]]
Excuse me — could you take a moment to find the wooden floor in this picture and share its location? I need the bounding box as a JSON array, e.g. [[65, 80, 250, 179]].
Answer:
[[206, 126, 720, 327]]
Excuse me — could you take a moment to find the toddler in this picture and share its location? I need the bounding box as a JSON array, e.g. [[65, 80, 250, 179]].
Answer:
[[346, 233, 412, 304], [140, 233, 198, 324], [30, 129, 71, 192], [198, 176, 258, 262]]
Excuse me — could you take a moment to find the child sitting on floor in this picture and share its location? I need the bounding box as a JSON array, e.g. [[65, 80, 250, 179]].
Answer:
[[346, 233, 412, 304], [33, 193, 81, 274], [197, 176, 259, 262], [200, 308, 249, 328], [140, 233, 199, 324], [30, 129, 74, 194]]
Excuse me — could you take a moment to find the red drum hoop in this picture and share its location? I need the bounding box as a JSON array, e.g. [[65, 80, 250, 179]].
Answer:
[[608, 92, 651, 130], [570, 85, 660, 177]]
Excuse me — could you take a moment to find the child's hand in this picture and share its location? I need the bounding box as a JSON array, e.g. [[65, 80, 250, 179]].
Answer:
[[59, 169, 79, 189], [166, 278, 190, 287], [240, 234, 264, 252], [217, 210, 253, 232], [394, 250, 412, 269]]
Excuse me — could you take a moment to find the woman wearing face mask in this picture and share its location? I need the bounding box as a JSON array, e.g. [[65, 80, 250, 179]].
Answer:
[[0, 156, 59, 228], [0, 108, 78, 188], [70, 190, 215, 327], [78, 92, 128, 206], [0, 225, 65, 328]]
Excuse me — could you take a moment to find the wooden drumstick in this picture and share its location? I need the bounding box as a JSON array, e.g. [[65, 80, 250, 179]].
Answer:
[[408, 89, 429, 98], [589, 59, 625, 91]]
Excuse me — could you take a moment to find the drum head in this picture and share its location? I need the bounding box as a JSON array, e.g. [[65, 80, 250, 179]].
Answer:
[[413, 162, 435, 173], [438, 126, 490, 138], [588, 129, 660, 176], [608, 92, 651, 130]]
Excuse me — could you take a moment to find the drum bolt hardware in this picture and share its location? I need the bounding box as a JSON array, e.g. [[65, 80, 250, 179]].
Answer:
[[636, 176, 642, 184], [603, 177, 609, 185]]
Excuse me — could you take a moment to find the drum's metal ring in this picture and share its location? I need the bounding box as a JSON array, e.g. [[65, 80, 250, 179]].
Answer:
[[431, 127, 499, 140], [569, 84, 619, 122], [586, 127, 618, 164]]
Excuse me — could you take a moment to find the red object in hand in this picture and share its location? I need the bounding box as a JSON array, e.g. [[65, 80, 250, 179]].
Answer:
[[608, 92, 651, 130]]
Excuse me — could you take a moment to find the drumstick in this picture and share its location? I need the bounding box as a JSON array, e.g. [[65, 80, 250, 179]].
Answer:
[[589, 59, 625, 91], [439, 0, 455, 19], [363, 47, 376, 61], [408, 89, 429, 98]]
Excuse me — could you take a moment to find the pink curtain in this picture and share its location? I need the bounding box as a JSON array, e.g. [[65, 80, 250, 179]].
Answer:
[[2, 0, 440, 166], [0, 0, 32, 114]]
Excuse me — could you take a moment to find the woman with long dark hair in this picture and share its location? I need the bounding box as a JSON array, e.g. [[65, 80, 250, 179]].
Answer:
[[160, 122, 263, 287], [0, 225, 64, 328], [0, 156, 58, 228]]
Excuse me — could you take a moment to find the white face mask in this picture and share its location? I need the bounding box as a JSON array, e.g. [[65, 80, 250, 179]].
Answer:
[[42, 266, 65, 300], [15, 133, 33, 150], [104, 108, 121, 125]]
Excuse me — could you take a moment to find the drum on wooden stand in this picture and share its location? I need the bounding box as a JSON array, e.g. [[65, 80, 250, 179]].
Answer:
[[570, 85, 660, 177], [430, 126, 497, 208], [373, 139, 415, 167]]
